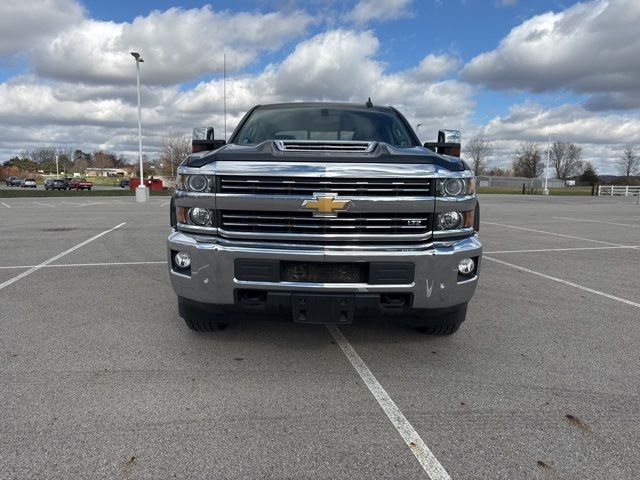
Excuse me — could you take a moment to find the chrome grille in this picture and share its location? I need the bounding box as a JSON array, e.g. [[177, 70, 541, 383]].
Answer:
[[274, 140, 376, 152], [220, 211, 430, 236], [220, 177, 432, 196]]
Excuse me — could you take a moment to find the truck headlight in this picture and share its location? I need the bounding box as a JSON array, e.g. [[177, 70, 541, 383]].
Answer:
[[444, 178, 464, 196], [436, 178, 474, 196], [438, 211, 463, 230], [437, 210, 475, 230], [188, 207, 212, 226], [187, 175, 209, 192], [177, 174, 215, 192]]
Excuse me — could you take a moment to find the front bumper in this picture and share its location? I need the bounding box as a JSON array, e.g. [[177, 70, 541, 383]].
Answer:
[[167, 230, 481, 313]]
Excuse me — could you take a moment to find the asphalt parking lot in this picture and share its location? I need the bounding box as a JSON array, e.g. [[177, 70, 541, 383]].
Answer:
[[1, 194, 638, 479]]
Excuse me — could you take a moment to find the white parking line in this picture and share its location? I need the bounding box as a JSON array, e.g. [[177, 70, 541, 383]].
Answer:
[[482, 221, 623, 247], [552, 216, 640, 229], [0, 222, 126, 291], [327, 325, 451, 480], [0, 260, 164, 270], [33, 201, 55, 208], [485, 245, 640, 254], [1, 202, 10, 208], [76, 202, 107, 207], [484, 256, 640, 309], [161, 201, 170, 207]]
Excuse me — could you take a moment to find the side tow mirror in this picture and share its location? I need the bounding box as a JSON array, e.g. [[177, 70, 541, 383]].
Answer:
[[423, 129, 461, 157], [192, 127, 226, 152]]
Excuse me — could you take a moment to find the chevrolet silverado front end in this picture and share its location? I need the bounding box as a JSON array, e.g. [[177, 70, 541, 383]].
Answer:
[[168, 102, 481, 334]]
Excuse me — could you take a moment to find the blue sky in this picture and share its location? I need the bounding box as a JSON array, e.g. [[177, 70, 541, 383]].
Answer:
[[74, 0, 572, 121], [0, 0, 639, 174]]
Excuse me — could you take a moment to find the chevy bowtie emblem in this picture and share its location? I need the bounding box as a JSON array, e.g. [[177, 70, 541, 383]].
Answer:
[[302, 193, 350, 217]]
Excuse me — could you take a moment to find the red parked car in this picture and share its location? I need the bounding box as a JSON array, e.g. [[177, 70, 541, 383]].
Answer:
[[67, 178, 93, 190], [129, 178, 166, 191]]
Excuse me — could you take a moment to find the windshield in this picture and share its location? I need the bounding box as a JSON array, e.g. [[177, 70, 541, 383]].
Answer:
[[234, 106, 416, 147]]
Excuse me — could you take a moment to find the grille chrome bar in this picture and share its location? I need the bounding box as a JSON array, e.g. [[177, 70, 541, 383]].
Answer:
[[223, 214, 429, 222], [214, 236, 434, 251], [223, 223, 426, 230], [220, 210, 431, 241], [218, 229, 431, 242], [274, 140, 376, 153], [220, 176, 432, 196]]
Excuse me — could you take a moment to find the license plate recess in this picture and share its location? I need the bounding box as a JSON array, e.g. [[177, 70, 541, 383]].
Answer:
[[292, 294, 357, 324]]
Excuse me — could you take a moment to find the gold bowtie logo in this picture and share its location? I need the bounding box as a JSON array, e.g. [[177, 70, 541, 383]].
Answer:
[[302, 193, 350, 217]]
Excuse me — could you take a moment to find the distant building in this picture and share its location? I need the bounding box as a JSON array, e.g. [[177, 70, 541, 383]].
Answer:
[[85, 167, 129, 177]]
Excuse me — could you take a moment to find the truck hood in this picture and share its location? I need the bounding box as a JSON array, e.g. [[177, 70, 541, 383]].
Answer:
[[182, 140, 466, 171]]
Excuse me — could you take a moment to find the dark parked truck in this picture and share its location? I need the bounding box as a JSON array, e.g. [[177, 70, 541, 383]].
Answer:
[[168, 102, 481, 334]]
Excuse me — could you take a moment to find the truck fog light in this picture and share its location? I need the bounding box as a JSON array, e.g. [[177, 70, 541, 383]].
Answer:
[[458, 257, 475, 275], [188, 207, 211, 226], [439, 211, 463, 230], [174, 251, 191, 269]]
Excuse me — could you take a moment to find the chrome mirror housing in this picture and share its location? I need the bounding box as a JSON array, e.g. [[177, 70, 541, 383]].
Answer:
[[192, 127, 225, 153], [193, 127, 214, 141], [424, 129, 462, 157], [438, 129, 461, 144]]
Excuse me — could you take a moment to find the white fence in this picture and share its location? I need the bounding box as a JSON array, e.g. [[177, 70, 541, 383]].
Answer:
[[597, 185, 640, 197]]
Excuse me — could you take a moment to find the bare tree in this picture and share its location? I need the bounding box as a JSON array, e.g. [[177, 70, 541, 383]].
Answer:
[[464, 137, 492, 176], [486, 167, 512, 176], [512, 142, 544, 178], [550, 141, 583, 180], [160, 131, 191, 177], [73, 150, 90, 174], [617, 146, 639, 180], [93, 151, 117, 169], [25, 147, 58, 164]]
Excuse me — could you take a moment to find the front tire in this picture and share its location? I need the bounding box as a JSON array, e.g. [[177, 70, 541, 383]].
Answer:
[[414, 303, 467, 336], [416, 322, 461, 335]]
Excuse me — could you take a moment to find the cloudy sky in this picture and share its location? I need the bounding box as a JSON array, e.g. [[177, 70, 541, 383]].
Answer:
[[0, 0, 638, 173]]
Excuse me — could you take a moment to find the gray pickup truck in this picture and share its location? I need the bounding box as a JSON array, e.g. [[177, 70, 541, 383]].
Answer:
[[168, 102, 481, 334]]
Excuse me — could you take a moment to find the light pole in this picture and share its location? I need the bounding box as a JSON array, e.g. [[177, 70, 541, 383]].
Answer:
[[416, 123, 424, 141], [55, 154, 59, 178], [223, 52, 227, 141], [131, 52, 148, 202], [544, 132, 557, 196]]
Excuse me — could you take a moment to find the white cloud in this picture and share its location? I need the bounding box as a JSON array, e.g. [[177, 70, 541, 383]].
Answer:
[[174, 30, 473, 138], [461, 0, 640, 100], [30, 6, 313, 86], [472, 101, 640, 174], [274, 30, 383, 99], [2, 1, 637, 177], [406, 54, 460, 82], [346, 0, 413, 24], [0, 28, 474, 158], [0, 0, 84, 57], [481, 102, 640, 145]]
